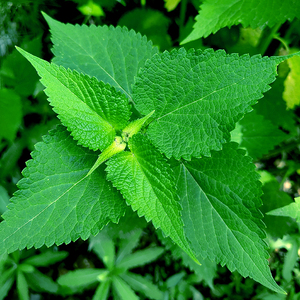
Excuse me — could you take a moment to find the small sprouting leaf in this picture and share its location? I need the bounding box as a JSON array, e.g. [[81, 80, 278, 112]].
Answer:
[[106, 133, 197, 262], [174, 143, 284, 294], [0, 126, 126, 254], [17, 48, 130, 151], [133, 47, 295, 159]]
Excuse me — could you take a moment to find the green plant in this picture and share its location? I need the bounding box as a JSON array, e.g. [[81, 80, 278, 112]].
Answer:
[[0, 247, 68, 300], [1, 10, 300, 296], [57, 227, 163, 299]]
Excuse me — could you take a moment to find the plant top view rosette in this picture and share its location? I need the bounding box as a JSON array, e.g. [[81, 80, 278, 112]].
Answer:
[[1, 11, 299, 295]]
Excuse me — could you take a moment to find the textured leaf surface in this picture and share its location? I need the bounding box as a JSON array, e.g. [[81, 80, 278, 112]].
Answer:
[[231, 109, 287, 159], [133, 48, 291, 159], [0, 89, 22, 141], [173, 143, 284, 293], [17, 48, 130, 151], [0, 126, 126, 254], [267, 197, 300, 222], [106, 133, 196, 261], [283, 55, 300, 109], [182, 0, 300, 43], [44, 12, 158, 99]]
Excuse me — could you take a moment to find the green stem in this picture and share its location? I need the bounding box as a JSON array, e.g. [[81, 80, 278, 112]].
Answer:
[[273, 35, 289, 52], [179, 0, 188, 39], [258, 23, 282, 55]]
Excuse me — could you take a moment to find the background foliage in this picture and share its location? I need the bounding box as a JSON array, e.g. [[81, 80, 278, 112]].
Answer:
[[1, 0, 300, 299]]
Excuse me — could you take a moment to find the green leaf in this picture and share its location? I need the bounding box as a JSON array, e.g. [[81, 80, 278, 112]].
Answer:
[[25, 269, 59, 293], [78, 0, 105, 17], [116, 229, 143, 264], [22, 250, 68, 267], [93, 279, 111, 300], [89, 232, 115, 270], [0, 186, 10, 215], [0, 36, 42, 97], [267, 197, 300, 221], [173, 142, 284, 294], [17, 48, 130, 152], [255, 78, 296, 133], [0, 274, 14, 300], [112, 276, 139, 300], [0, 126, 126, 254], [164, 0, 181, 11], [182, 0, 300, 43], [231, 109, 288, 160], [261, 181, 294, 238], [116, 247, 164, 271], [133, 48, 294, 159], [283, 55, 300, 109], [43, 12, 158, 99], [0, 89, 22, 142], [120, 272, 163, 300], [157, 232, 217, 289], [17, 270, 29, 300], [58, 269, 105, 288], [106, 133, 197, 262]]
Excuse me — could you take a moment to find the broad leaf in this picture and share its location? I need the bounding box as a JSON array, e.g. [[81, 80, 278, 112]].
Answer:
[[231, 109, 287, 160], [182, 0, 300, 43], [43, 12, 158, 99], [0, 126, 126, 254], [267, 197, 300, 222], [0, 89, 22, 142], [105, 133, 197, 262], [17, 48, 130, 151], [133, 48, 293, 159], [173, 142, 284, 293]]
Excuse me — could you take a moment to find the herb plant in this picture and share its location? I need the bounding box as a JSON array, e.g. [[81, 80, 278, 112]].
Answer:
[[58, 228, 163, 300], [0, 247, 68, 300], [1, 11, 299, 296]]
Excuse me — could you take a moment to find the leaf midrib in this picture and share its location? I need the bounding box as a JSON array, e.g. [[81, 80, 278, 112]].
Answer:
[[182, 162, 268, 278]]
